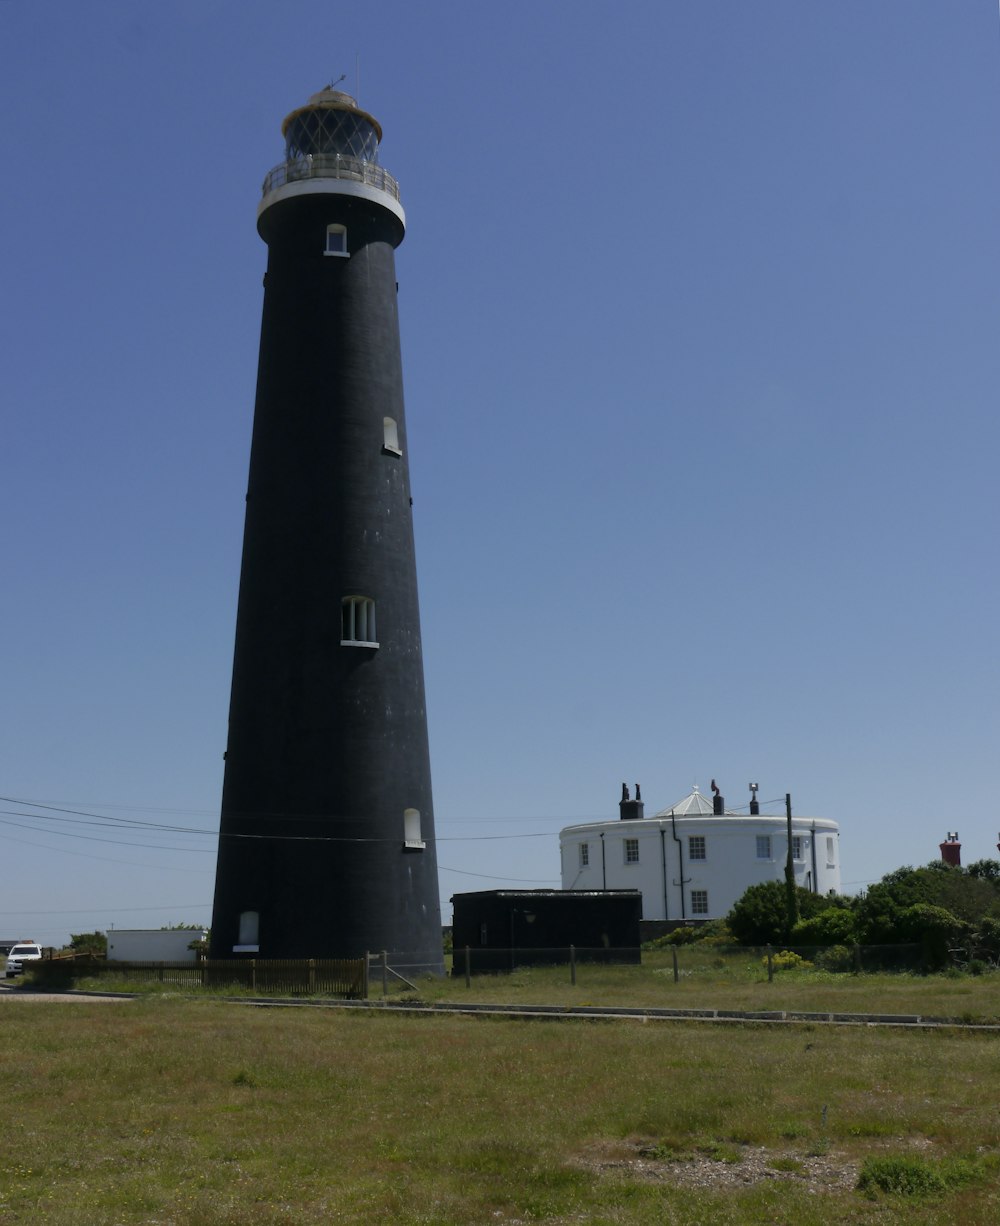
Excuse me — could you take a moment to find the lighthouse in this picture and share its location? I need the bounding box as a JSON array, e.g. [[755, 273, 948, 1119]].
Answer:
[[209, 87, 443, 972]]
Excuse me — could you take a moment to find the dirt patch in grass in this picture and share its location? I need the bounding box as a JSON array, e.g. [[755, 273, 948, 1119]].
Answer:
[[574, 1137, 860, 1192]]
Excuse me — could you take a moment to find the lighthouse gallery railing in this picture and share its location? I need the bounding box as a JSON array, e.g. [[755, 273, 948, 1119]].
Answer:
[[262, 154, 401, 202]]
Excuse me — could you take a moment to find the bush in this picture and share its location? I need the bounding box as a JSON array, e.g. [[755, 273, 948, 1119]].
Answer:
[[792, 907, 857, 946], [857, 1156, 945, 1197], [814, 944, 855, 972], [727, 881, 829, 946], [24, 960, 78, 990], [763, 950, 812, 972]]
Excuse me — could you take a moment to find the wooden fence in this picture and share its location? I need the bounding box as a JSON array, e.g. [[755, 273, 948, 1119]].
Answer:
[[68, 958, 368, 998]]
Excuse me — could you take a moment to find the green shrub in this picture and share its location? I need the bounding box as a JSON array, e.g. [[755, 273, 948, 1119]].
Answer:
[[763, 950, 812, 972], [814, 944, 854, 972], [857, 1155, 945, 1196], [24, 960, 77, 990], [728, 881, 829, 945], [792, 907, 857, 946]]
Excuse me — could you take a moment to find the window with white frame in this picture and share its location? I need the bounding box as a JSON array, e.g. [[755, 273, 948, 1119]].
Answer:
[[234, 910, 259, 952], [691, 890, 709, 916], [579, 842, 590, 868], [688, 835, 706, 861], [624, 838, 639, 864], [325, 224, 348, 256], [756, 835, 771, 859], [341, 596, 378, 647], [383, 417, 402, 456], [826, 836, 836, 865], [403, 808, 424, 849], [792, 836, 803, 860]]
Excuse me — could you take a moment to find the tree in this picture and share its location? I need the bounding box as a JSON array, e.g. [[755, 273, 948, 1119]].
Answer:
[[855, 864, 1000, 945], [966, 859, 1000, 884], [727, 882, 829, 946], [68, 931, 106, 957], [791, 907, 858, 946]]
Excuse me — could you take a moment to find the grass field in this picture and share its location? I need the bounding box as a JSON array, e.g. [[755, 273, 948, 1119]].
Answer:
[[404, 949, 1000, 1024], [2, 982, 1000, 1223]]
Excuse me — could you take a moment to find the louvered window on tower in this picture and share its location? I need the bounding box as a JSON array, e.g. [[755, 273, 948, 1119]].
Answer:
[[325, 224, 348, 256], [341, 596, 378, 647]]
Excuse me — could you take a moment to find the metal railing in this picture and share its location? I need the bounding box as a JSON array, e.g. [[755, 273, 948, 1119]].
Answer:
[[262, 154, 401, 202]]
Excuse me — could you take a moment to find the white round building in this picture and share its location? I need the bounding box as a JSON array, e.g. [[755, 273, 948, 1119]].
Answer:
[[559, 784, 841, 922]]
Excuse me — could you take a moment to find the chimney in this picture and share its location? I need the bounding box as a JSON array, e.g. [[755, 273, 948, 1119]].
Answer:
[[749, 782, 760, 816], [940, 832, 961, 868], [711, 778, 724, 816], [619, 782, 644, 821]]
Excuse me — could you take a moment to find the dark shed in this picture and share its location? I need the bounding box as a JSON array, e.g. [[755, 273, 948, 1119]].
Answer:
[[450, 889, 642, 973]]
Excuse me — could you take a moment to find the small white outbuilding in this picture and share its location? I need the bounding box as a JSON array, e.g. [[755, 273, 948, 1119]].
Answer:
[[559, 784, 840, 922], [106, 928, 208, 963]]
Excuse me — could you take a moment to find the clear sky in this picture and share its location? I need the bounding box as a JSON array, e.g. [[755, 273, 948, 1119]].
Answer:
[[1, 2, 998, 947]]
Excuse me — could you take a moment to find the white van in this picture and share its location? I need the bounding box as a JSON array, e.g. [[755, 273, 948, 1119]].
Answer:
[[5, 943, 42, 978]]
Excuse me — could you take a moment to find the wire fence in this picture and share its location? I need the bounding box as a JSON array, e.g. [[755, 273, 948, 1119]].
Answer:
[[446, 942, 930, 984], [18, 941, 970, 998]]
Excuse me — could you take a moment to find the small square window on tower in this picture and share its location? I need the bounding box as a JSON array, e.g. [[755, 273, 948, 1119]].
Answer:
[[688, 835, 706, 861], [691, 890, 709, 916], [325, 224, 348, 257], [624, 838, 639, 865], [579, 842, 590, 868]]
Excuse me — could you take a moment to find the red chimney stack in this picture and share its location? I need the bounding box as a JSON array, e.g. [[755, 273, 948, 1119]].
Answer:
[[940, 832, 961, 868]]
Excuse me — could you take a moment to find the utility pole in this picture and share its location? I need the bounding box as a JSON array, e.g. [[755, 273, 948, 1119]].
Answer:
[[785, 792, 798, 938]]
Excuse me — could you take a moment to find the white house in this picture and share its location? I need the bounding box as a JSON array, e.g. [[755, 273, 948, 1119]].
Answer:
[[559, 784, 841, 922]]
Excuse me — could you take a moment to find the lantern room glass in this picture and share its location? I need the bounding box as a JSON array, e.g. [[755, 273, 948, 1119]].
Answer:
[[285, 108, 380, 163]]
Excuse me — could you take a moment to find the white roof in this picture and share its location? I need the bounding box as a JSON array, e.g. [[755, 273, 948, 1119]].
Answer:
[[652, 786, 716, 818]]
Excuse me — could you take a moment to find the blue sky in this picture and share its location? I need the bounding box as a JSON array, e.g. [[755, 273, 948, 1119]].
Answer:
[[1, 2, 998, 946]]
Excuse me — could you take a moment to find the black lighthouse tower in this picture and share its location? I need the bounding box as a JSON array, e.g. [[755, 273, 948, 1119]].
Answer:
[[210, 87, 443, 971]]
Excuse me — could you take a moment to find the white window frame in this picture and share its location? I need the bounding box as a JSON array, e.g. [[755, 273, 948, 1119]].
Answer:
[[382, 416, 402, 456], [792, 835, 803, 861], [403, 808, 425, 850], [756, 835, 771, 860], [234, 910, 260, 953], [688, 835, 706, 861], [691, 890, 709, 916], [579, 842, 589, 868], [341, 596, 378, 647], [623, 837, 639, 865], [324, 224, 348, 257]]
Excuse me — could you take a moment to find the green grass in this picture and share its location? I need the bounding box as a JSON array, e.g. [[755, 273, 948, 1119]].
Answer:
[[405, 949, 1000, 1023], [1, 997, 1000, 1223]]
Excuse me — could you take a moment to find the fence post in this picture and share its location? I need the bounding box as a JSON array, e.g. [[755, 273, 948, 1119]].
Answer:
[[308, 957, 316, 994], [382, 950, 388, 998], [201, 959, 206, 987], [158, 963, 164, 983], [672, 947, 679, 984], [766, 946, 774, 983], [250, 959, 256, 992], [464, 946, 471, 989], [570, 944, 576, 986], [363, 952, 370, 1000]]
